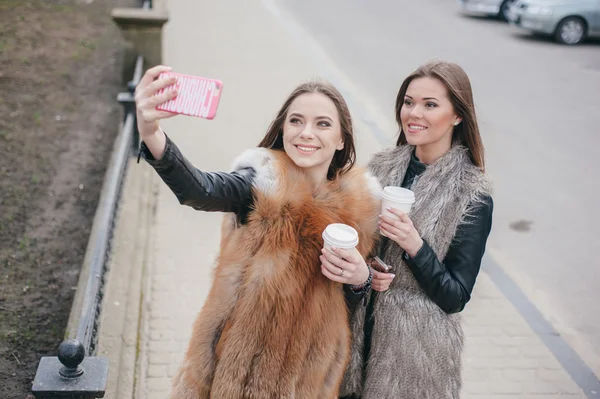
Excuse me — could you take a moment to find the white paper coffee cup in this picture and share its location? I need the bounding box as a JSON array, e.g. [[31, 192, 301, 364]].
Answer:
[[380, 187, 415, 236], [322, 223, 359, 251]]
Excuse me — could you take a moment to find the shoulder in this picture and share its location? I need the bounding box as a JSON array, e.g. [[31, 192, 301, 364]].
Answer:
[[366, 145, 413, 184], [338, 167, 382, 200], [367, 145, 412, 169], [230, 148, 284, 197], [231, 147, 276, 173]]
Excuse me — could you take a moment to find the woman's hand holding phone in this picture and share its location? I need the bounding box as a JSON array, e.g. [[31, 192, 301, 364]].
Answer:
[[369, 257, 396, 292]]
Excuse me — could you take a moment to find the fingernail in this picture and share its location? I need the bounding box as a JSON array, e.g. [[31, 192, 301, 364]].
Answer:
[[331, 247, 337, 251], [386, 207, 392, 211], [391, 274, 396, 278]]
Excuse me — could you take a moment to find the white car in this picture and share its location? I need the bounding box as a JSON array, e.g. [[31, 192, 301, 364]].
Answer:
[[458, 0, 517, 21], [507, 0, 600, 44]]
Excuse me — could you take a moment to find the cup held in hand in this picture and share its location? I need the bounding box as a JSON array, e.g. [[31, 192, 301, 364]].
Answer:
[[380, 186, 415, 236], [322, 223, 359, 252]]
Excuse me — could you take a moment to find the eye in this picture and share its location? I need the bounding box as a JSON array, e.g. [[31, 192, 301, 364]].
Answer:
[[425, 102, 438, 108], [289, 117, 302, 124], [317, 120, 331, 127], [403, 99, 413, 106]]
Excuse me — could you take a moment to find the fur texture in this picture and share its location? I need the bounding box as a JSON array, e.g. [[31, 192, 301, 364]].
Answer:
[[340, 144, 491, 399], [170, 149, 381, 399]]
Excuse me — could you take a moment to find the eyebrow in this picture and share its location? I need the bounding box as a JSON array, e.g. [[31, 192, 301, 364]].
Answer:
[[405, 95, 440, 101], [289, 112, 333, 122]]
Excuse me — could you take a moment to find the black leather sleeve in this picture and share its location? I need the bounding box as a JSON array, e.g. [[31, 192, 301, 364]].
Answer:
[[139, 135, 255, 215], [403, 196, 494, 313], [343, 284, 366, 315]]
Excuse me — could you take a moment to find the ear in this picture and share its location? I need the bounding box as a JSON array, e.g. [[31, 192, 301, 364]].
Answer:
[[453, 117, 462, 127], [336, 140, 345, 151]]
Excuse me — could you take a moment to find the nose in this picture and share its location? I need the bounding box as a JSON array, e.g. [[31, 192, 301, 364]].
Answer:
[[409, 104, 424, 119], [299, 125, 315, 140]]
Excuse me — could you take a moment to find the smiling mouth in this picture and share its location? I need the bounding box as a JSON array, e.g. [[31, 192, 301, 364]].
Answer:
[[407, 124, 427, 131], [295, 145, 320, 153]]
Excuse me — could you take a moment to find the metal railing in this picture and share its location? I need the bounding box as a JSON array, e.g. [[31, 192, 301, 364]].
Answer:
[[30, 2, 149, 397]]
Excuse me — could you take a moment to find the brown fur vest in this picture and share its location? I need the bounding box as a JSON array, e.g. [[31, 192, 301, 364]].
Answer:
[[170, 148, 381, 399]]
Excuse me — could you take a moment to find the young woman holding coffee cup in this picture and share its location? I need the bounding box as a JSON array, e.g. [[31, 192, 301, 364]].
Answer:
[[338, 60, 494, 398], [135, 65, 379, 398]]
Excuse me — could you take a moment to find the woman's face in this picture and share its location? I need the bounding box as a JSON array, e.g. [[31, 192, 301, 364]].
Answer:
[[282, 92, 344, 182], [400, 77, 461, 151]]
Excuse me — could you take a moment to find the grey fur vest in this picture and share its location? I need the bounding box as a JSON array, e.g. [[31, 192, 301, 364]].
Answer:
[[340, 144, 491, 399]]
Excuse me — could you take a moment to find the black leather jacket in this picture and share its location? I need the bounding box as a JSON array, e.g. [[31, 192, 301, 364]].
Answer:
[[140, 137, 493, 315]]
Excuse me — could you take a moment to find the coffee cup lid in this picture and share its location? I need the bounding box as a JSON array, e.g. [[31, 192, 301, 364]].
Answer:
[[382, 186, 415, 202], [322, 223, 359, 249]]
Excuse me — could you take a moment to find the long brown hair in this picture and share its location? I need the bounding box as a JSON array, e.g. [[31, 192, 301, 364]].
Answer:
[[395, 60, 485, 171], [257, 81, 356, 179]]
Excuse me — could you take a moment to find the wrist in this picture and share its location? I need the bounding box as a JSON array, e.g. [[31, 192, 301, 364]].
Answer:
[[406, 237, 424, 258], [140, 125, 162, 142], [351, 267, 372, 291]]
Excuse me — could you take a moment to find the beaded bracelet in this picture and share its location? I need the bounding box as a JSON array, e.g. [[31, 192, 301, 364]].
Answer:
[[350, 267, 373, 293]]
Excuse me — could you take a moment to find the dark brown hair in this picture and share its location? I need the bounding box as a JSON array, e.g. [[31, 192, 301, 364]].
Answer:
[[395, 60, 485, 171], [257, 81, 356, 179]]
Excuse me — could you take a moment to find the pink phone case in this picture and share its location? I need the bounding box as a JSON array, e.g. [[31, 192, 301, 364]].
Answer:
[[155, 72, 223, 120]]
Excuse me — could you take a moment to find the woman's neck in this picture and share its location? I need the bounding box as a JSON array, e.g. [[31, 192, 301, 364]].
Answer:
[[305, 165, 329, 190], [415, 139, 451, 165]]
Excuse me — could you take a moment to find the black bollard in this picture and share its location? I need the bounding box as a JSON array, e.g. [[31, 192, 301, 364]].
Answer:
[[31, 339, 108, 399]]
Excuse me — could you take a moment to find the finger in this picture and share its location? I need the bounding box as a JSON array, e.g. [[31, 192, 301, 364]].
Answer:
[[140, 109, 177, 123], [371, 270, 386, 280], [329, 247, 360, 264], [379, 221, 401, 238], [380, 214, 404, 228], [321, 264, 344, 284], [372, 282, 388, 292], [373, 273, 396, 284], [155, 111, 178, 120], [379, 223, 400, 242], [321, 249, 354, 271], [373, 279, 392, 290], [374, 273, 395, 282], [138, 65, 173, 89], [148, 86, 179, 107], [320, 248, 343, 265], [143, 75, 179, 99], [387, 207, 412, 224], [385, 207, 407, 219], [319, 255, 346, 277]]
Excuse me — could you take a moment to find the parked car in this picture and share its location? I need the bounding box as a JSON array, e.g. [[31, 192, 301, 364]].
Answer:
[[457, 0, 517, 21], [507, 0, 600, 44]]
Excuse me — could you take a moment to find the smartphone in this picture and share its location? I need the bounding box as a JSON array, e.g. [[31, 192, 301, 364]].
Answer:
[[371, 256, 391, 273], [155, 72, 223, 120]]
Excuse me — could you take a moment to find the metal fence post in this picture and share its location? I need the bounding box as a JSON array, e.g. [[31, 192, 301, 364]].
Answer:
[[31, 339, 109, 398]]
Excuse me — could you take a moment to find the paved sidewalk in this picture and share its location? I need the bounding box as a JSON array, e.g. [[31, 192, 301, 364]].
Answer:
[[114, 0, 587, 397]]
